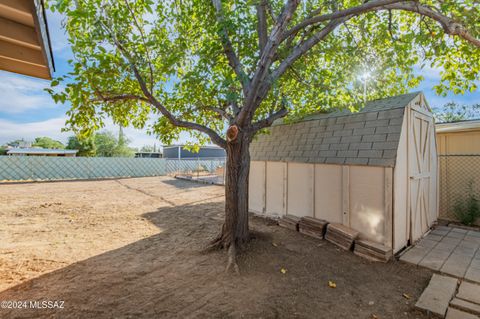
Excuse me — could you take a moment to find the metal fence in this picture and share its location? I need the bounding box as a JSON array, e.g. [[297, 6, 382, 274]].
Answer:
[[0, 156, 226, 184], [439, 155, 480, 221], [165, 157, 226, 185]]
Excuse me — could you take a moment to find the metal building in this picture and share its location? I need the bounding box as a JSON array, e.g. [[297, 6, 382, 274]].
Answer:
[[163, 145, 226, 159]]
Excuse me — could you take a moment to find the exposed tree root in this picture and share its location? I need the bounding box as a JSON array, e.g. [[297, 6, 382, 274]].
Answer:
[[204, 232, 225, 252], [225, 244, 239, 274]]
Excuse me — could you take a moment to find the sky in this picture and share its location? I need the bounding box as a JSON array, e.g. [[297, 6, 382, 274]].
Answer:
[[0, 10, 479, 148]]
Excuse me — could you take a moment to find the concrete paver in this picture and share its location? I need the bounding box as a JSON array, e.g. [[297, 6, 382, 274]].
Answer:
[[432, 229, 451, 236], [465, 257, 480, 283], [450, 298, 480, 315], [451, 228, 468, 234], [441, 253, 473, 277], [457, 281, 480, 305], [400, 246, 432, 265], [401, 227, 480, 284], [446, 231, 466, 239], [417, 238, 439, 249], [468, 231, 480, 238], [415, 274, 458, 317], [420, 248, 454, 271], [440, 236, 462, 246], [446, 307, 479, 319]]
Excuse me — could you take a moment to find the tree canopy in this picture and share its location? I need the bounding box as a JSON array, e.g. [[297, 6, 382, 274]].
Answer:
[[66, 135, 97, 156], [67, 130, 135, 157], [32, 137, 65, 149], [48, 0, 480, 147], [433, 101, 480, 122]]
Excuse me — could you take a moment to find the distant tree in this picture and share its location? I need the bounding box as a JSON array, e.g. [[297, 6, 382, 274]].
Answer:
[[140, 145, 155, 152], [5, 139, 30, 148], [66, 135, 97, 157], [0, 146, 7, 155], [112, 126, 135, 157], [94, 131, 118, 157], [434, 102, 480, 123], [32, 137, 65, 149]]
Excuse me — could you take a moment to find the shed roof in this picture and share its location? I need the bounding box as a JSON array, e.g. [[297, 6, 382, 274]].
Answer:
[[250, 92, 422, 167], [436, 118, 480, 133]]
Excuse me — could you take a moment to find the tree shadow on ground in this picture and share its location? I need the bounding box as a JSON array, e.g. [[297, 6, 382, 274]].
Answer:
[[160, 178, 216, 189], [0, 201, 433, 319]]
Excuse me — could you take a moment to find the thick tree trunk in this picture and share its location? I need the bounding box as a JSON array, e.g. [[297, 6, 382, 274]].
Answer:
[[211, 130, 251, 252]]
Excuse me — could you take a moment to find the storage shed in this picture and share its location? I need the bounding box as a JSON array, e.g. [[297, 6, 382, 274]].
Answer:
[[249, 92, 438, 253]]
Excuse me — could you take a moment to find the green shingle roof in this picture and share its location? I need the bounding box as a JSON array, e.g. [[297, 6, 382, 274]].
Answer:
[[250, 92, 421, 167]]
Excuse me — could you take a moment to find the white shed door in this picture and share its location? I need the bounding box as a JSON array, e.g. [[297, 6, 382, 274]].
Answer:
[[408, 111, 435, 242]]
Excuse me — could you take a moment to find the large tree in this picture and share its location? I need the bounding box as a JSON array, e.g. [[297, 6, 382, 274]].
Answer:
[[49, 0, 479, 268]]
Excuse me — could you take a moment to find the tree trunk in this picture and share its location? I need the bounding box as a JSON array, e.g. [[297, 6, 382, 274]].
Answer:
[[212, 130, 251, 250]]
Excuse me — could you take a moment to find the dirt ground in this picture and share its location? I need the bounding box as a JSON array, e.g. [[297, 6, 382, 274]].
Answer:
[[0, 177, 432, 319]]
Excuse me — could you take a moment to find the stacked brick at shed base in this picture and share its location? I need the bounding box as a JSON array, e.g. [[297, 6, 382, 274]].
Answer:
[[298, 217, 328, 239], [278, 215, 301, 231], [325, 223, 359, 250], [354, 239, 393, 262]]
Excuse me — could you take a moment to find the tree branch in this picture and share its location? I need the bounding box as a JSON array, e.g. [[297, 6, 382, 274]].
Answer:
[[256, 0, 268, 54], [252, 107, 289, 131], [211, 0, 250, 95], [385, 2, 480, 48], [238, 0, 300, 127], [92, 93, 149, 103], [123, 0, 155, 91], [264, 18, 347, 98], [101, 21, 227, 149], [283, 0, 405, 41]]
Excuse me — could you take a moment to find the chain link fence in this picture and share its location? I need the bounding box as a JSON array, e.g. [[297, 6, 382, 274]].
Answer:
[[0, 156, 226, 184], [439, 155, 480, 222], [165, 157, 226, 185]]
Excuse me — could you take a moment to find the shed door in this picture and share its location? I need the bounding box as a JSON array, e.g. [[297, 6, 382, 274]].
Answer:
[[408, 111, 435, 242]]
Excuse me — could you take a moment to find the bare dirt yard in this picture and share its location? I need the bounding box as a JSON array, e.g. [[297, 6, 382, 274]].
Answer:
[[0, 177, 432, 318]]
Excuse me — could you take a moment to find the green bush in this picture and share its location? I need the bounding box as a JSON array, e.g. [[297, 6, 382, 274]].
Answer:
[[454, 182, 480, 226]]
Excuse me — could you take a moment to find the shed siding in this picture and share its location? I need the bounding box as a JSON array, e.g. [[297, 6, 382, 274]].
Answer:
[[265, 162, 287, 217], [249, 161, 265, 214], [287, 163, 314, 218], [393, 112, 409, 252], [349, 166, 386, 244], [314, 164, 343, 223]]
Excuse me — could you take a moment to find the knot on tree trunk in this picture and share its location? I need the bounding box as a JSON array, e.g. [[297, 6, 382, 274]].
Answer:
[[227, 125, 239, 142]]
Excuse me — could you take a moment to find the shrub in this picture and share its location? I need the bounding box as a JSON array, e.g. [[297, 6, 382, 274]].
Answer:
[[454, 182, 480, 226]]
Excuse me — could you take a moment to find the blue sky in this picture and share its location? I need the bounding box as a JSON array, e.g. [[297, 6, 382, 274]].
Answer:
[[0, 10, 479, 147]]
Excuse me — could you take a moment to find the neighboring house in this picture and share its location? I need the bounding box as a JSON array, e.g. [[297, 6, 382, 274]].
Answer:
[[249, 92, 438, 255], [0, 0, 55, 79], [7, 148, 78, 157], [135, 152, 162, 158], [436, 119, 480, 224], [163, 145, 226, 159]]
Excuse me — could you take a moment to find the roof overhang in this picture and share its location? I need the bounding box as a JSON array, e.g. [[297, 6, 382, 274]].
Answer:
[[436, 119, 480, 133], [0, 0, 54, 79]]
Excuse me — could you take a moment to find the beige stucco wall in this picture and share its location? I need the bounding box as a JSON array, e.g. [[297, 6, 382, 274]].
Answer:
[[437, 130, 480, 155]]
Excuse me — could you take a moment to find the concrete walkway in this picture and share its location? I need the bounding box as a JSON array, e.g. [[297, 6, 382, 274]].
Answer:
[[400, 226, 480, 283]]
